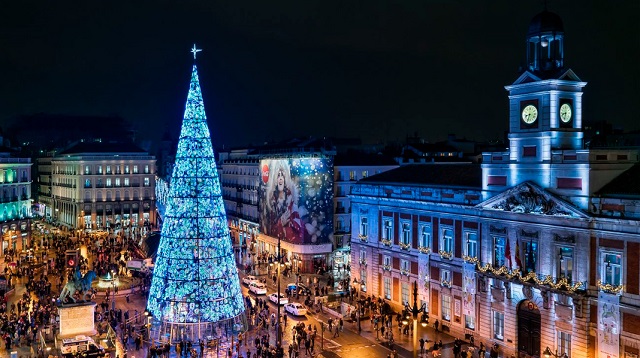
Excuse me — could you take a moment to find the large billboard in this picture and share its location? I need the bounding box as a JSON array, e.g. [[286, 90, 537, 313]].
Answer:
[[259, 158, 334, 245]]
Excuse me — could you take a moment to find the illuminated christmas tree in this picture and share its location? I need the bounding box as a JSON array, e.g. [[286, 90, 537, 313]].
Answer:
[[147, 46, 245, 340]]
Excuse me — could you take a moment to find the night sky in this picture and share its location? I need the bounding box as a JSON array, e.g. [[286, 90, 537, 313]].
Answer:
[[1, 1, 638, 148]]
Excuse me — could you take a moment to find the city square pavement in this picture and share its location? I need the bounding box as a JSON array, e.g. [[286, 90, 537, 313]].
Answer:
[[1, 230, 475, 358]]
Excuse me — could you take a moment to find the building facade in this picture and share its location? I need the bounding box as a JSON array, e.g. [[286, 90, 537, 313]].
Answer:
[[219, 142, 398, 276], [0, 155, 33, 256], [40, 142, 157, 233], [350, 10, 640, 358]]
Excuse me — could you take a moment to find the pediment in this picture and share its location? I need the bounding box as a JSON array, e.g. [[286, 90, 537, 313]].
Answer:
[[558, 69, 582, 82], [477, 182, 588, 218], [511, 71, 542, 85]]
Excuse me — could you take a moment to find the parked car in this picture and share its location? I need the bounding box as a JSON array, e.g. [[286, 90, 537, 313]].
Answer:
[[249, 282, 267, 295], [284, 302, 307, 316], [268, 292, 288, 306], [242, 275, 258, 285]]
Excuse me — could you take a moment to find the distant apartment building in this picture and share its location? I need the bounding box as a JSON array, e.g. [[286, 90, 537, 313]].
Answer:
[[38, 141, 157, 232], [0, 154, 32, 255]]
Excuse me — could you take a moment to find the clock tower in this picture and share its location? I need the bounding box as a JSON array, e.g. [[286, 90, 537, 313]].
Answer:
[[507, 10, 585, 157], [482, 9, 588, 207], [483, 9, 637, 210]]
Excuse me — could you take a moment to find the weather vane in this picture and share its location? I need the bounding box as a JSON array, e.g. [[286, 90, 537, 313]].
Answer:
[[191, 44, 202, 59]]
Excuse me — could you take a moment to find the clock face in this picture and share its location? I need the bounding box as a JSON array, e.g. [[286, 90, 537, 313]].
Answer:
[[521, 105, 538, 124], [560, 103, 572, 123]]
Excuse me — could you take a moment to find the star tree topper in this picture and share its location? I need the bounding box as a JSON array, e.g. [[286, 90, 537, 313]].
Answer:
[[191, 44, 202, 59]]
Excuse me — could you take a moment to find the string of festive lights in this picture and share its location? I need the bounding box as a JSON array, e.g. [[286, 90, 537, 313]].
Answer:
[[476, 263, 586, 292]]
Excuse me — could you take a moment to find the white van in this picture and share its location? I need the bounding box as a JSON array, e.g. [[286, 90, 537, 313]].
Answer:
[[61, 335, 107, 357]]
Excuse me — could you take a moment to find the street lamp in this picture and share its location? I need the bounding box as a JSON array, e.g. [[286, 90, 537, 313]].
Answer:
[[544, 347, 568, 358], [404, 281, 428, 358]]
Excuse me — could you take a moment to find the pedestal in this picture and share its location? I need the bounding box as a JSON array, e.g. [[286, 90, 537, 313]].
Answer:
[[57, 302, 97, 338]]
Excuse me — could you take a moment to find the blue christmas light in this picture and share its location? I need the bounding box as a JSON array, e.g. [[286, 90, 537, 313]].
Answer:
[[147, 64, 245, 325]]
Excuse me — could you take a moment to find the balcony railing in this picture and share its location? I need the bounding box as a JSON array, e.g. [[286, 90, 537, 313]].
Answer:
[[382, 264, 392, 271], [399, 242, 411, 251], [418, 246, 431, 254], [381, 238, 392, 247], [597, 280, 624, 295]]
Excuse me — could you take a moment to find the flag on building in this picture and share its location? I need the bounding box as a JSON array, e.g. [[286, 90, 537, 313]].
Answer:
[[505, 238, 512, 269], [515, 239, 523, 269]]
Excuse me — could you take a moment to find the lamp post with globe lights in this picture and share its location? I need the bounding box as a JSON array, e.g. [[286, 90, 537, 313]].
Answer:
[[402, 281, 429, 358]]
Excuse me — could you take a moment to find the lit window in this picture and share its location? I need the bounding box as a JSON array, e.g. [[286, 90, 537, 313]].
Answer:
[[144, 177, 150, 187], [441, 295, 451, 322], [401, 283, 409, 305], [124, 178, 130, 186], [493, 311, 504, 340], [557, 331, 571, 358], [362, 170, 368, 178], [125, 166, 130, 174], [360, 217, 368, 237], [401, 259, 409, 272], [349, 171, 356, 180], [558, 247, 574, 283], [602, 252, 622, 286], [133, 165, 139, 174], [144, 165, 150, 174], [97, 166, 103, 174], [106, 178, 112, 187], [384, 277, 391, 299], [466, 232, 478, 258], [421, 225, 431, 249], [524, 241, 538, 273], [360, 268, 367, 292], [494, 237, 506, 267], [383, 219, 393, 241], [441, 228, 453, 253], [440, 269, 451, 285], [84, 165, 90, 175], [115, 178, 121, 187], [402, 222, 411, 246], [383, 255, 391, 267], [106, 166, 111, 174], [465, 314, 475, 330], [115, 166, 121, 174], [84, 179, 91, 188]]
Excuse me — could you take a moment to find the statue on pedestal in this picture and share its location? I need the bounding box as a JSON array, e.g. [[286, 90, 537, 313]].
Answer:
[[59, 270, 97, 304]]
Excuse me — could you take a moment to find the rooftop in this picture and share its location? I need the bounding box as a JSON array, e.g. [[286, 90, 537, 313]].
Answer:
[[59, 141, 147, 155], [595, 163, 640, 197], [359, 163, 482, 188]]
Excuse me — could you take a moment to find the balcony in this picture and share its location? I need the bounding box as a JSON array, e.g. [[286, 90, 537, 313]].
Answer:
[[380, 238, 392, 247], [358, 234, 368, 243], [439, 250, 453, 260], [382, 264, 392, 271], [418, 246, 431, 254], [399, 242, 411, 251]]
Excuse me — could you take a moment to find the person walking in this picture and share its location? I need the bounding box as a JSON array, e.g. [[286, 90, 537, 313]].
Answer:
[[434, 319, 440, 332]]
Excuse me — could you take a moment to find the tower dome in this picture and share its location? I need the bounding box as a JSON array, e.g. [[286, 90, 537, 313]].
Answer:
[[525, 10, 565, 74], [527, 10, 564, 37]]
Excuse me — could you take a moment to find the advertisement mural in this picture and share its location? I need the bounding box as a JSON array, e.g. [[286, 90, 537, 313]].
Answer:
[[259, 158, 334, 245]]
